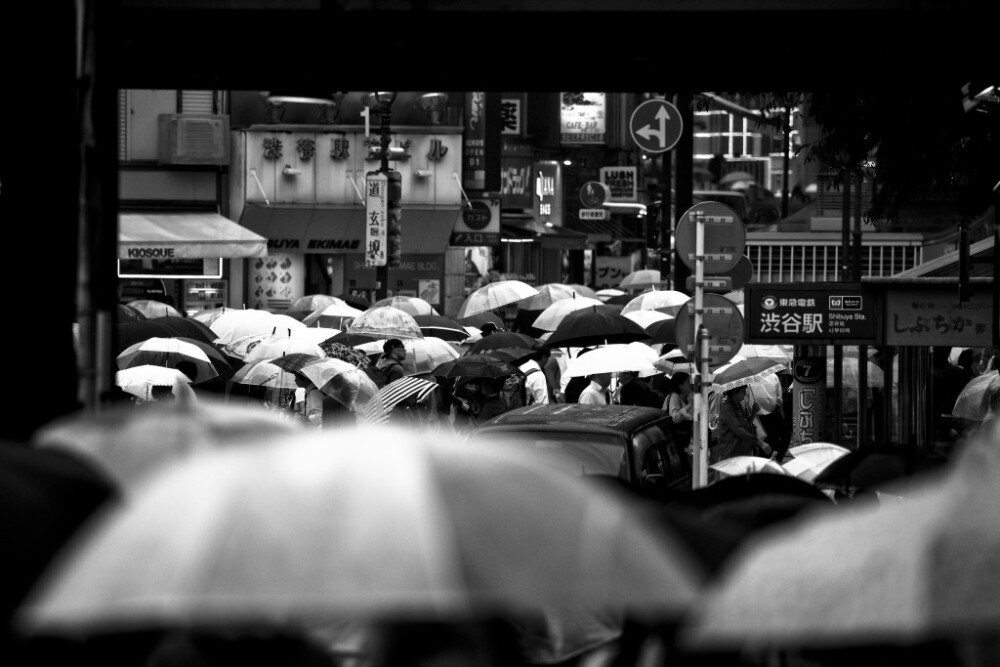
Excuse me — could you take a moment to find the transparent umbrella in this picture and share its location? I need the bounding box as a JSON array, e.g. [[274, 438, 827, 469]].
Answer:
[[456, 280, 539, 319], [347, 306, 424, 340], [620, 290, 689, 317]]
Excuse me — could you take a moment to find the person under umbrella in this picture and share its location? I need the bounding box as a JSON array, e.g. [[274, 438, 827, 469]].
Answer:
[[518, 348, 552, 405], [374, 339, 407, 389], [578, 372, 613, 405], [711, 385, 770, 465]]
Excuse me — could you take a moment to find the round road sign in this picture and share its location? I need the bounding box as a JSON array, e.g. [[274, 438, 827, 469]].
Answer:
[[674, 293, 744, 370], [675, 201, 747, 275], [580, 181, 611, 208], [629, 99, 683, 154]]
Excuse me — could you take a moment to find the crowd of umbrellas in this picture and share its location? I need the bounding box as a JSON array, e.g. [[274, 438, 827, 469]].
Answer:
[[10, 275, 998, 665]]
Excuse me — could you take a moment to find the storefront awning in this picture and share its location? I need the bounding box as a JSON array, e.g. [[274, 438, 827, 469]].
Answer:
[[501, 218, 589, 250], [119, 212, 268, 259], [239, 203, 461, 254]]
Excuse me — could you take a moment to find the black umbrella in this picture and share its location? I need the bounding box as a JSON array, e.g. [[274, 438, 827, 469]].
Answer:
[[337, 292, 371, 310], [116, 303, 147, 323], [644, 317, 676, 345], [812, 446, 950, 492], [455, 311, 505, 331], [171, 337, 237, 382], [0, 443, 118, 622], [319, 331, 379, 348], [412, 314, 470, 342], [428, 354, 523, 379], [543, 305, 648, 348], [466, 331, 540, 356], [115, 318, 218, 354]]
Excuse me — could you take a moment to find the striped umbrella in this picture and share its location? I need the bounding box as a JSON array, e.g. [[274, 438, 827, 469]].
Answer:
[[378, 376, 440, 413]]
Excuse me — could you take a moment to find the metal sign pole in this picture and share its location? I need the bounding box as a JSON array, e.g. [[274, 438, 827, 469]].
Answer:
[[691, 210, 708, 489]]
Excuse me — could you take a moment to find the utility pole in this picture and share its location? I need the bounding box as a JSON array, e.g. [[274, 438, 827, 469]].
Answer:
[[364, 92, 400, 301]]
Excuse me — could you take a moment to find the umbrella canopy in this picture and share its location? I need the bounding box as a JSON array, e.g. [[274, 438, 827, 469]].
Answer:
[[951, 370, 1000, 422], [517, 283, 581, 311], [564, 284, 598, 299], [466, 331, 541, 358], [644, 316, 677, 346], [456, 280, 539, 319], [429, 354, 523, 380], [811, 445, 949, 492], [208, 309, 286, 345], [116, 318, 218, 352], [455, 311, 505, 331], [533, 296, 606, 332], [826, 356, 885, 389], [320, 331, 380, 348], [116, 337, 219, 384], [286, 294, 342, 317], [379, 376, 440, 412], [678, 424, 1000, 651], [712, 359, 787, 393], [300, 300, 365, 328], [346, 306, 424, 340], [356, 336, 460, 377], [231, 359, 300, 390], [620, 290, 689, 317], [737, 343, 792, 365], [125, 299, 183, 319], [618, 269, 664, 291], [412, 314, 470, 342], [719, 170, 755, 185], [271, 355, 384, 419], [114, 365, 192, 400], [0, 444, 118, 623], [595, 288, 626, 302], [563, 344, 659, 379], [544, 305, 649, 349], [18, 426, 704, 633], [709, 456, 787, 478], [242, 335, 326, 364], [337, 292, 371, 310], [116, 303, 147, 322], [654, 349, 695, 376], [371, 295, 439, 317], [33, 395, 299, 490], [782, 442, 851, 482], [622, 309, 672, 330], [170, 336, 237, 382]]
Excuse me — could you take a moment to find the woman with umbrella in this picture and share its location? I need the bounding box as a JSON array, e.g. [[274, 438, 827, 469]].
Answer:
[[711, 385, 770, 464]]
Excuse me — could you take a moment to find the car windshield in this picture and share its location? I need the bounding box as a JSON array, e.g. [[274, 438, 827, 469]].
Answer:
[[474, 430, 628, 479]]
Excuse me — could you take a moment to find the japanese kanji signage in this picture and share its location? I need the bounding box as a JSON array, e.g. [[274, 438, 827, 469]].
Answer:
[[883, 287, 992, 346], [364, 171, 388, 267], [745, 283, 879, 345], [593, 255, 636, 290]]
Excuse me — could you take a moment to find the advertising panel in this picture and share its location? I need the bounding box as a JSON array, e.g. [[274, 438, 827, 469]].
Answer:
[[560, 92, 606, 144], [451, 193, 501, 246], [599, 166, 638, 202], [532, 161, 563, 227]]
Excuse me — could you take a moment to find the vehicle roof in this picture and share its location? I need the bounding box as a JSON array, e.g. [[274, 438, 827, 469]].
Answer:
[[475, 404, 668, 435]]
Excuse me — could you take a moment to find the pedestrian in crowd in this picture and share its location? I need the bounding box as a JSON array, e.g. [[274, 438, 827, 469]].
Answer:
[[519, 348, 552, 405], [480, 322, 498, 337], [543, 348, 564, 403], [562, 348, 595, 403], [578, 372, 613, 405], [956, 348, 980, 382], [473, 377, 511, 425], [500, 374, 525, 412], [711, 385, 770, 463], [932, 346, 969, 442], [616, 370, 662, 408], [748, 374, 792, 463], [662, 372, 694, 451], [377, 339, 407, 387]]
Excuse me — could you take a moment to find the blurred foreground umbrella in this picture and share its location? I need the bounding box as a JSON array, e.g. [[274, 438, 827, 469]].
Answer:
[[32, 395, 299, 490], [347, 306, 423, 340], [18, 427, 705, 633], [125, 299, 182, 319], [457, 280, 539, 319], [544, 305, 649, 349], [812, 445, 949, 493], [0, 444, 117, 623], [677, 423, 1000, 651]]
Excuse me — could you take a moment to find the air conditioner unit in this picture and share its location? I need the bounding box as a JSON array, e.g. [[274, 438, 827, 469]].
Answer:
[[158, 114, 230, 165]]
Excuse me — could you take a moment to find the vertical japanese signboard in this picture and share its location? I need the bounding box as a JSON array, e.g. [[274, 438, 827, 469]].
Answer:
[[365, 171, 387, 268], [744, 283, 879, 345], [463, 92, 486, 191], [533, 160, 562, 227]]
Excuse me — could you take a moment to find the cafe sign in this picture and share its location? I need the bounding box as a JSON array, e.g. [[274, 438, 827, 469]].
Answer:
[[744, 283, 879, 345]]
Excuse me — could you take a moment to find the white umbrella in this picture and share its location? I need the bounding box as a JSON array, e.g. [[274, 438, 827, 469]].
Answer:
[[115, 365, 192, 401], [709, 456, 787, 478], [618, 270, 664, 291], [301, 302, 365, 328], [563, 344, 659, 379], [532, 296, 605, 331], [622, 309, 672, 330], [116, 337, 218, 384], [242, 335, 326, 363], [346, 306, 423, 340], [620, 290, 689, 316], [517, 283, 581, 311], [457, 280, 539, 319], [781, 442, 851, 481], [595, 288, 626, 302], [18, 426, 705, 632], [371, 295, 439, 317], [209, 309, 283, 345]]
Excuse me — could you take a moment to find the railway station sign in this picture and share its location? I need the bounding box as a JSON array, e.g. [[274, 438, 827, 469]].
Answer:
[[745, 283, 879, 345]]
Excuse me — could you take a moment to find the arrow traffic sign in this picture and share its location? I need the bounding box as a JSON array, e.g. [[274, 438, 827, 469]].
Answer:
[[629, 99, 683, 154]]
